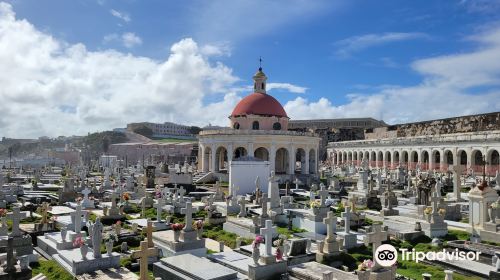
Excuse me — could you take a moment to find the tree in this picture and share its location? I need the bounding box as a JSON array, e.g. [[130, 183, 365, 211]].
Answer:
[[189, 126, 202, 135], [133, 126, 154, 138]]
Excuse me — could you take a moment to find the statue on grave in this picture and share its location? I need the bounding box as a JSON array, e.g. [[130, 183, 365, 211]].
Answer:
[[92, 218, 104, 258]]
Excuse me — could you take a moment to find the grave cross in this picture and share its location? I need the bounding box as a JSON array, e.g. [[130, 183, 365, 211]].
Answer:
[[260, 220, 277, 257], [8, 207, 22, 237], [72, 202, 83, 233], [146, 219, 154, 248], [430, 191, 440, 215], [178, 186, 186, 201], [261, 196, 269, 218], [181, 201, 196, 231], [154, 199, 164, 222], [318, 185, 329, 207], [238, 196, 247, 217], [294, 177, 300, 190], [131, 240, 159, 280], [82, 187, 91, 201], [364, 223, 388, 269], [323, 211, 338, 243], [341, 206, 352, 233], [110, 191, 119, 208]]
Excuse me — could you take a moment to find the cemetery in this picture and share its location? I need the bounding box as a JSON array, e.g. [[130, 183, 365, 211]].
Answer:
[[0, 50, 499, 280]]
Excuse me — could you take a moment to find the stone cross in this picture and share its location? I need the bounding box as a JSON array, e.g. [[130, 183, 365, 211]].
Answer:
[[82, 187, 91, 201], [40, 202, 51, 224], [4, 237, 16, 273], [261, 196, 269, 218], [341, 206, 351, 233], [318, 185, 329, 207], [141, 198, 146, 218], [110, 191, 119, 209], [72, 202, 83, 233], [451, 165, 464, 201], [323, 211, 338, 243], [154, 199, 164, 222], [178, 186, 186, 201], [8, 207, 22, 237], [146, 220, 154, 248], [238, 196, 247, 217], [260, 220, 277, 257], [364, 224, 388, 269], [430, 191, 440, 215], [131, 240, 159, 280], [181, 201, 195, 232]]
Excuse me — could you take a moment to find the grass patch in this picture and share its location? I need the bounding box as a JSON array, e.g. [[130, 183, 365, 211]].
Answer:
[[442, 229, 470, 241], [203, 224, 252, 248], [276, 226, 307, 238], [397, 259, 480, 280], [31, 260, 74, 280]]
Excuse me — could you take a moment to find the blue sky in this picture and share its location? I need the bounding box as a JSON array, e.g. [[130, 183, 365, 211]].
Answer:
[[1, 0, 500, 137]]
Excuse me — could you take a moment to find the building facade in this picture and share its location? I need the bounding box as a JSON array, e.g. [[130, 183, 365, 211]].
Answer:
[[198, 67, 321, 179], [127, 122, 193, 138], [327, 113, 500, 175]]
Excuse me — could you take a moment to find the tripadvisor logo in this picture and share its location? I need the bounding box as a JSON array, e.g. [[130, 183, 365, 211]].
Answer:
[[374, 244, 481, 266], [375, 244, 398, 267]]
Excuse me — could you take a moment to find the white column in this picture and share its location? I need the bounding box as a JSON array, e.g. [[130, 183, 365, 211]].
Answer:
[[439, 149, 446, 171], [270, 145, 276, 174], [304, 149, 310, 175], [227, 144, 233, 163], [210, 144, 216, 172], [289, 146, 295, 175]]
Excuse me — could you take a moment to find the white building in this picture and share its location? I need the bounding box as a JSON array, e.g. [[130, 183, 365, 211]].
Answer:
[[127, 121, 192, 138], [198, 67, 321, 181]]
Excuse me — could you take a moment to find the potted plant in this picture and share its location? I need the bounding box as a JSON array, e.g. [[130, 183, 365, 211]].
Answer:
[[310, 200, 321, 214], [424, 207, 432, 222], [105, 234, 118, 255], [438, 208, 446, 217], [193, 220, 204, 239], [273, 234, 287, 261], [73, 236, 87, 259], [252, 235, 264, 265], [122, 192, 130, 206], [356, 259, 374, 280], [171, 223, 184, 242]]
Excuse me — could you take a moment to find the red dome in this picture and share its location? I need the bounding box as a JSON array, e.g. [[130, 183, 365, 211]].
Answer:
[[231, 92, 288, 118]]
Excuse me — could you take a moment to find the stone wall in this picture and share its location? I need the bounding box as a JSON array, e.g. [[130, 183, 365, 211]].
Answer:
[[365, 112, 500, 139]]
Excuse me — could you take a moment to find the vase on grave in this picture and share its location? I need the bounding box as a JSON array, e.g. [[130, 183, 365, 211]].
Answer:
[[197, 229, 203, 239], [106, 241, 113, 255], [61, 227, 67, 241], [80, 244, 88, 259], [174, 231, 181, 242], [252, 246, 260, 265]]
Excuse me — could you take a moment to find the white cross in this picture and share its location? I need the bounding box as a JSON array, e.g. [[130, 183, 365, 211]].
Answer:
[[364, 223, 388, 268], [82, 187, 91, 200], [8, 207, 22, 237], [154, 199, 164, 222], [341, 206, 351, 233], [238, 196, 247, 217], [72, 203, 83, 233], [181, 201, 196, 232], [178, 186, 186, 201], [323, 211, 337, 243], [430, 191, 440, 215], [318, 185, 329, 207], [294, 178, 300, 190], [260, 220, 277, 257]]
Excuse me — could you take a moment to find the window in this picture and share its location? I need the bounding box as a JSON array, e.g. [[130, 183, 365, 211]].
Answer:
[[262, 83, 265, 90], [233, 122, 240, 129], [252, 121, 259, 130], [273, 122, 281, 130]]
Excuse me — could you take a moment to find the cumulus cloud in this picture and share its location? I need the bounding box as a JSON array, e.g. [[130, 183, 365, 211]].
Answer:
[[110, 9, 130, 22], [0, 2, 239, 138], [267, 83, 307, 94], [285, 25, 500, 124], [334, 32, 430, 58]]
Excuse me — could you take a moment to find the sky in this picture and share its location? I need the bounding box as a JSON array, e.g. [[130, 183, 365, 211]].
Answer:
[[1, 0, 500, 138]]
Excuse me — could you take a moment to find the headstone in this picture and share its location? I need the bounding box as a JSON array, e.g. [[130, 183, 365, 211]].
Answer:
[[363, 224, 388, 269], [237, 196, 247, 218]]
